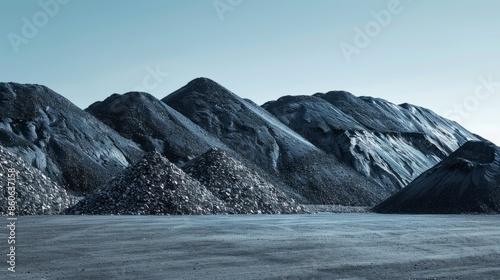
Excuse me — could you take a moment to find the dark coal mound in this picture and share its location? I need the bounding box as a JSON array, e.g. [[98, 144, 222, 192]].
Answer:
[[66, 152, 227, 215], [0, 83, 143, 194], [86, 92, 226, 165], [0, 146, 75, 215], [373, 141, 500, 214], [183, 148, 304, 214], [163, 78, 384, 206], [263, 93, 478, 193]]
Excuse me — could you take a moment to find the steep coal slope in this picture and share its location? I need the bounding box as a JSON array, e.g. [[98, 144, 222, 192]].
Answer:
[[263, 93, 478, 191], [0, 146, 75, 215], [163, 78, 385, 205], [163, 78, 317, 171], [0, 83, 143, 194], [183, 148, 304, 214], [318, 91, 477, 153], [86, 91, 226, 165], [373, 141, 500, 214], [66, 152, 227, 215]]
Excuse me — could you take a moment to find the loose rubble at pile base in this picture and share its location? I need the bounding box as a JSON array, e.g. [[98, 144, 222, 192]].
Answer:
[[0, 146, 76, 215], [183, 148, 304, 214], [66, 152, 228, 215], [67, 150, 305, 215]]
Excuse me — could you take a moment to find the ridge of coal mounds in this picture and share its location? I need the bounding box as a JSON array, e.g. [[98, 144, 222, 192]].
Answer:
[[86, 91, 226, 165], [162, 77, 320, 173], [0, 146, 76, 215], [313, 91, 416, 133], [0, 83, 144, 194], [65, 152, 227, 215], [183, 148, 304, 214], [373, 141, 500, 214], [263, 93, 478, 193], [315, 91, 475, 148], [262, 95, 365, 131], [162, 78, 384, 206]]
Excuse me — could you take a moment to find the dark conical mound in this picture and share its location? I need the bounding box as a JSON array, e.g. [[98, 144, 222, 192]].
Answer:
[[163, 78, 384, 206], [86, 91, 226, 165], [183, 148, 304, 214], [66, 152, 227, 215], [373, 141, 500, 214], [0, 146, 75, 215]]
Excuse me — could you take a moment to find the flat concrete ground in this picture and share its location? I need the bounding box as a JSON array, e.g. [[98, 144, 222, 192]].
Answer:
[[1, 214, 499, 280]]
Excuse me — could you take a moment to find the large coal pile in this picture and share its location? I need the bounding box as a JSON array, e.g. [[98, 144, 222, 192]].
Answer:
[[1, 78, 491, 213], [86, 91, 226, 165], [66, 152, 227, 215], [0, 83, 143, 194], [163, 78, 384, 206], [263, 93, 478, 193], [373, 141, 500, 214], [183, 148, 304, 214], [0, 146, 75, 215]]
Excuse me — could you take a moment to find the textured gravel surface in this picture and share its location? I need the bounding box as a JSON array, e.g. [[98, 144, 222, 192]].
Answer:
[[1, 214, 499, 279], [0, 146, 75, 215], [65, 152, 227, 215], [183, 148, 304, 214]]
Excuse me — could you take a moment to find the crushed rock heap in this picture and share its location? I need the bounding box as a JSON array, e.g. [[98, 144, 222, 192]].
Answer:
[[66, 152, 227, 215], [0, 146, 75, 215], [183, 148, 304, 214]]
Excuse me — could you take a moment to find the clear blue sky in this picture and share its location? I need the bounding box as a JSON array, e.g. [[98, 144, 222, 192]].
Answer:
[[1, 0, 499, 144]]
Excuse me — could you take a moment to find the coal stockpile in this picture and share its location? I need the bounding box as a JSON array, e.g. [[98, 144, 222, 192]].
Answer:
[[183, 148, 304, 214], [373, 141, 500, 214], [66, 152, 227, 215], [0, 82, 143, 194]]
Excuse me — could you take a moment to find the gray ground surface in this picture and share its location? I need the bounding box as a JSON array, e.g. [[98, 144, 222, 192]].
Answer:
[[1, 214, 499, 279]]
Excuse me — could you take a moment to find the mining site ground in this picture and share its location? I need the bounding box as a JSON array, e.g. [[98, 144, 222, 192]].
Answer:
[[1, 214, 499, 279]]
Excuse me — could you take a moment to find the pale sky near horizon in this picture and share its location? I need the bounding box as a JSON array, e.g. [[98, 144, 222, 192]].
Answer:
[[1, 0, 499, 145]]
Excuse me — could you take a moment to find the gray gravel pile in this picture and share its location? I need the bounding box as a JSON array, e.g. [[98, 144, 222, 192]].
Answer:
[[0, 146, 76, 215], [66, 152, 227, 215], [183, 148, 304, 214]]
